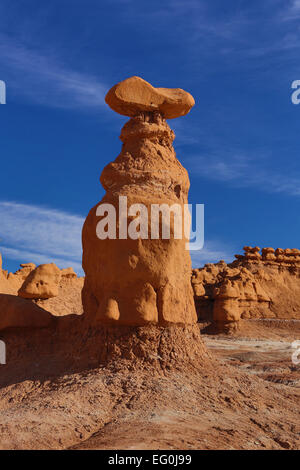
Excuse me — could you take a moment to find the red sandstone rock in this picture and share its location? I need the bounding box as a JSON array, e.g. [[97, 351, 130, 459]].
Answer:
[[82, 79, 197, 326], [61, 267, 77, 279], [261, 247, 276, 261], [18, 263, 61, 299], [193, 246, 300, 332], [243, 246, 261, 261], [105, 76, 195, 119], [213, 280, 240, 329]]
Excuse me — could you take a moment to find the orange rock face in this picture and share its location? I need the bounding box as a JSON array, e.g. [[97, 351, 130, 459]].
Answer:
[[192, 246, 300, 332], [18, 263, 61, 299], [82, 80, 197, 326], [213, 280, 240, 330], [105, 76, 195, 119]]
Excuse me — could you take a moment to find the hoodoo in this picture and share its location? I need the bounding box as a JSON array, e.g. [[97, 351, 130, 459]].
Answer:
[[82, 76, 197, 326]]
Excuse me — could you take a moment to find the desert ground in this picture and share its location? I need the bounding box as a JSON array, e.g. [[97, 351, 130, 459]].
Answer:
[[0, 268, 299, 450]]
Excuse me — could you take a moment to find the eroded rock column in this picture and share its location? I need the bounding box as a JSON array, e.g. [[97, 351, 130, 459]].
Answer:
[[82, 76, 197, 326]]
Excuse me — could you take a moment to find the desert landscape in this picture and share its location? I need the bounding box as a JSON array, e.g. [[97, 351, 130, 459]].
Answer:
[[0, 76, 299, 451]]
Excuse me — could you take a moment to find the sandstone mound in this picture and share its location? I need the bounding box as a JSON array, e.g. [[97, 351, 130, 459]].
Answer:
[[105, 76, 195, 119], [192, 246, 300, 332], [36, 275, 84, 317], [0, 254, 84, 319], [18, 263, 61, 299], [213, 279, 240, 331], [1, 261, 36, 295]]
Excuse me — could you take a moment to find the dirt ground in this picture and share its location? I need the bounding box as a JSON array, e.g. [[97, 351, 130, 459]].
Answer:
[[69, 319, 300, 450], [1, 317, 298, 450]]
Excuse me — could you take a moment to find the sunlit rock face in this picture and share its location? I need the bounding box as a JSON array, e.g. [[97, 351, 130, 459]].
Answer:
[[82, 77, 197, 326]]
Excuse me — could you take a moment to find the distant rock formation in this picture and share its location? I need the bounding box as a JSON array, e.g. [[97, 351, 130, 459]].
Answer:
[[18, 263, 61, 299], [82, 76, 197, 326], [192, 247, 300, 332], [60, 267, 77, 279], [14, 263, 36, 280], [234, 246, 300, 265], [213, 280, 240, 332], [0, 254, 84, 331]]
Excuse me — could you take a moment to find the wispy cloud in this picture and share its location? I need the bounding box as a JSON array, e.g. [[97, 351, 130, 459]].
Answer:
[[281, 0, 300, 20], [188, 152, 300, 197], [0, 201, 235, 273], [190, 240, 234, 267], [0, 201, 84, 274], [0, 35, 107, 109]]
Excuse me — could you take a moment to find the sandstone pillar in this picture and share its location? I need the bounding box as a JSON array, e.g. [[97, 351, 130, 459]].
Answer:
[[82, 77, 197, 326]]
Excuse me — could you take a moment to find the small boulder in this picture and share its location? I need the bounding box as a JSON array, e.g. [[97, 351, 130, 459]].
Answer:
[[18, 263, 61, 299]]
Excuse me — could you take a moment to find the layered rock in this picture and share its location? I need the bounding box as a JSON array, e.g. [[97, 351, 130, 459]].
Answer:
[[193, 246, 300, 332], [234, 246, 300, 265], [82, 77, 197, 326], [242, 246, 261, 262]]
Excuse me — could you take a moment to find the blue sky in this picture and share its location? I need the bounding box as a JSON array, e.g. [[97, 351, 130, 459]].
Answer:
[[1, 0, 300, 274]]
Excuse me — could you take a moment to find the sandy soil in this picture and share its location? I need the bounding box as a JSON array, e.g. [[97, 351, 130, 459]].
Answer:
[[70, 320, 300, 450], [0, 318, 298, 450]]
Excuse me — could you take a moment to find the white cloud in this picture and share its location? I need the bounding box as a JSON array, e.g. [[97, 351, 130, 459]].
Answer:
[[188, 153, 300, 197], [0, 35, 107, 109], [0, 201, 235, 274], [0, 246, 83, 275], [284, 0, 300, 19], [190, 240, 234, 268], [0, 201, 84, 275]]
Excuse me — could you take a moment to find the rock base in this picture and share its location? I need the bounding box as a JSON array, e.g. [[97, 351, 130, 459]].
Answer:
[[0, 319, 212, 387]]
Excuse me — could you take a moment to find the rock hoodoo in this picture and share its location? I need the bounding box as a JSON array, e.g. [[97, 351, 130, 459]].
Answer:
[[18, 263, 61, 299], [82, 76, 197, 326], [213, 280, 240, 332], [192, 246, 300, 332]]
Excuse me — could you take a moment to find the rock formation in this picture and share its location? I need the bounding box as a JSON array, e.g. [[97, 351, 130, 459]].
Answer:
[[61, 267, 77, 279], [82, 76, 197, 326], [105, 76, 195, 119], [242, 246, 261, 262], [12, 263, 36, 280], [213, 280, 240, 332], [261, 247, 276, 261], [0, 294, 53, 331], [18, 263, 61, 299], [235, 246, 300, 265], [0, 254, 84, 322], [193, 246, 300, 332], [0, 262, 37, 293]]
